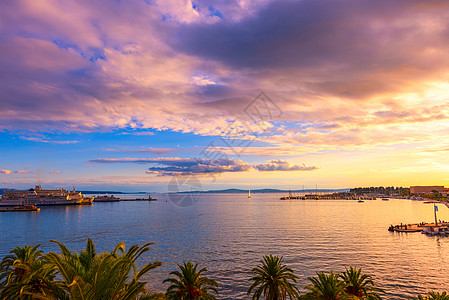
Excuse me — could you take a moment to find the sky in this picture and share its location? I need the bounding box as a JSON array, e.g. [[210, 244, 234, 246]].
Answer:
[[1, 0, 449, 192]]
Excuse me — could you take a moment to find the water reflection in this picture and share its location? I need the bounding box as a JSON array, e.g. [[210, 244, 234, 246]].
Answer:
[[1, 194, 449, 299]]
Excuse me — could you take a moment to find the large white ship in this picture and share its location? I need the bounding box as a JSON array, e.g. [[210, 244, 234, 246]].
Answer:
[[0, 185, 94, 206]]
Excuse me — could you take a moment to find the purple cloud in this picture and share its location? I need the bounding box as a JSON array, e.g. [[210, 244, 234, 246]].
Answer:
[[254, 159, 319, 172], [145, 158, 251, 176], [19, 135, 79, 144], [0, 0, 448, 151], [89, 157, 251, 176]]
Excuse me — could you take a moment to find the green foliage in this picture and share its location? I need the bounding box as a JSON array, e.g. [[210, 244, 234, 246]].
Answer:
[[0, 239, 161, 300], [301, 271, 351, 300], [46, 238, 162, 300], [0, 244, 66, 299], [340, 267, 384, 299], [247, 254, 300, 300], [414, 291, 449, 300], [164, 261, 218, 300]]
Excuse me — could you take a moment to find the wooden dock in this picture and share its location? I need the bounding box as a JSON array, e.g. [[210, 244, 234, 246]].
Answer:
[[119, 198, 157, 202]]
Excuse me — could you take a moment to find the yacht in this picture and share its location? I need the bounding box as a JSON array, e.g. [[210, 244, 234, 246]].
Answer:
[[0, 185, 93, 206]]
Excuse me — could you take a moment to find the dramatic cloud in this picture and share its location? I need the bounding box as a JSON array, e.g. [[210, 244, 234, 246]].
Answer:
[[146, 158, 251, 176], [90, 157, 318, 176], [254, 159, 319, 172], [0, 0, 448, 150], [0, 170, 12, 175], [90, 157, 251, 176]]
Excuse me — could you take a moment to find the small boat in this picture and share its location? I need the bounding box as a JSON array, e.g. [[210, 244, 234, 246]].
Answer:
[[0, 205, 40, 212], [357, 200, 364, 203], [422, 226, 449, 236], [382, 198, 389, 201]]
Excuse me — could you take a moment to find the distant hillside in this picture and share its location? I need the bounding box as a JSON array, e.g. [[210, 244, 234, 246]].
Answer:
[[79, 191, 125, 194], [1, 187, 349, 195], [178, 188, 350, 194], [0, 188, 18, 195]]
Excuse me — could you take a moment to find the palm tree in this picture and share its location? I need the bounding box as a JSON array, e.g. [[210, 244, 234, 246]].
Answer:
[[0, 244, 43, 286], [0, 244, 65, 299], [414, 291, 449, 300], [340, 267, 384, 299], [301, 271, 351, 300], [164, 261, 219, 300], [247, 254, 300, 300], [45, 238, 161, 300]]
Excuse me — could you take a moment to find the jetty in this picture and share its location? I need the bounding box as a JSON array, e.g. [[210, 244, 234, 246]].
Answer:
[[388, 222, 449, 237], [93, 195, 157, 202], [119, 197, 157, 202]]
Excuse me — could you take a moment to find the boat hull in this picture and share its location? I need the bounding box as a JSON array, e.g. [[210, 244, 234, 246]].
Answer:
[[0, 199, 84, 206], [0, 205, 40, 212]]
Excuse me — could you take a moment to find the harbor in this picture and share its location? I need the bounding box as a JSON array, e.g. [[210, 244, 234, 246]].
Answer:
[[280, 189, 377, 200], [388, 222, 449, 233], [0, 186, 158, 212]]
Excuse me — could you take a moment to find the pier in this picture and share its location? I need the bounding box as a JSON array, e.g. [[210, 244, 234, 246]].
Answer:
[[118, 198, 157, 202], [388, 221, 449, 233]]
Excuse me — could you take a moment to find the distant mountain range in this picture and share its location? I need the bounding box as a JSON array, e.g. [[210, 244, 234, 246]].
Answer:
[[175, 188, 350, 194], [79, 191, 127, 194], [0, 188, 17, 195], [1, 187, 349, 195]]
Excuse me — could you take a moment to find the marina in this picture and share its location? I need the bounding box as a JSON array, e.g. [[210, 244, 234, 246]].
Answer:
[[0, 186, 158, 207], [280, 191, 378, 201]]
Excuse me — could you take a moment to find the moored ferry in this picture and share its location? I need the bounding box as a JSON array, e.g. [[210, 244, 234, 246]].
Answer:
[[0, 185, 94, 206]]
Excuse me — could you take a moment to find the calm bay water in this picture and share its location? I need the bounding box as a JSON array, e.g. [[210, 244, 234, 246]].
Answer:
[[1, 193, 449, 299]]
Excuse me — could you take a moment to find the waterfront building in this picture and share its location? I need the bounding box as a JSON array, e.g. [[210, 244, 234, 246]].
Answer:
[[410, 186, 445, 194]]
